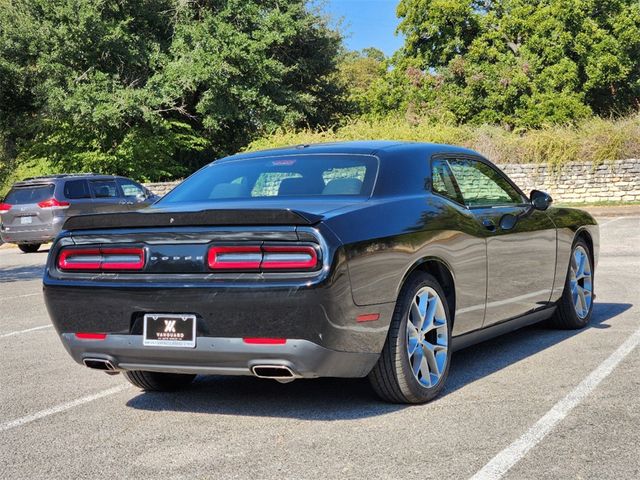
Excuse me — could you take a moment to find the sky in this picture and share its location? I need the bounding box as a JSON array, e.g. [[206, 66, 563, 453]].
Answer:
[[322, 0, 404, 57]]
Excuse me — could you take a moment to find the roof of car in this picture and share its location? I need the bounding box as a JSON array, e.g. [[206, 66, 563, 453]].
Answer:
[[12, 173, 124, 187], [219, 141, 481, 162]]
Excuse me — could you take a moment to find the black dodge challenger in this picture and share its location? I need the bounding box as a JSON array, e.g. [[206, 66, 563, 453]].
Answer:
[[44, 141, 599, 403]]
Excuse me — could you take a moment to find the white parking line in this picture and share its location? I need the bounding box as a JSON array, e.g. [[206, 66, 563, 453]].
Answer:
[[0, 324, 52, 339], [470, 325, 640, 480], [598, 216, 637, 227], [0, 292, 40, 302], [0, 384, 130, 433]]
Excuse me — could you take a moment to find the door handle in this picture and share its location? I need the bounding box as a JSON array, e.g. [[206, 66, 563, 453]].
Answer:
[[482, 219, 496, 232]]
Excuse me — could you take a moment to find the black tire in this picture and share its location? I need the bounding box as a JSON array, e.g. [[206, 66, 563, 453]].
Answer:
[[123, 370, 196, 392], [368, 272, 452, 404], [551, 238, 594, 329], [18, 243, 41, 253]]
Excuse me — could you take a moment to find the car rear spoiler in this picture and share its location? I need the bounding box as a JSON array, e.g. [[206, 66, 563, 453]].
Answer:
[[62, 209, 323, 231]]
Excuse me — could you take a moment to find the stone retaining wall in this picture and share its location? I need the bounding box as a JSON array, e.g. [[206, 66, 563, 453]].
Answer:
[[144, 158, 640, 203]]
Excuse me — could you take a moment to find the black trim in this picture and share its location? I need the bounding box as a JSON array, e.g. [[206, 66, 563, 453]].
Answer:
[[63, 209, 322, 231], [451, 307, 556, 351]]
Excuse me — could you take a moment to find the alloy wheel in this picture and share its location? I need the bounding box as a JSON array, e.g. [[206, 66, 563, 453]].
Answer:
[[406, 286, 449, 388], [570, 245, 593, 319]]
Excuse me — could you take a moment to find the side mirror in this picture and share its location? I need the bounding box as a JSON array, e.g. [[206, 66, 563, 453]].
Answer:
[[530, 190, 553, 211]]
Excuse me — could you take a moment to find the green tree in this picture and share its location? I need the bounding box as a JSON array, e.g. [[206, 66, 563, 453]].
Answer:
[[395, 0, 640, 127], [0, 0, 344, 181], [335, 47, 388, 114]]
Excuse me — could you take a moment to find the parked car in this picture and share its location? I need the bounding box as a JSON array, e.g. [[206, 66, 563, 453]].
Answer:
[[43, 142, 598, 403], [0, 174, 159, 252]]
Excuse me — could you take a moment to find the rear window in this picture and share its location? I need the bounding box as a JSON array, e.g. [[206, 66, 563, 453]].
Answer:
[[5, 184, 55, 204], [160, 155, 378, 203]]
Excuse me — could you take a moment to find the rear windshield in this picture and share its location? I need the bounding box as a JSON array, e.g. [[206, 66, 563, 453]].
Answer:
[[4, 184, 55, 204], [160, 154, 378, 204]]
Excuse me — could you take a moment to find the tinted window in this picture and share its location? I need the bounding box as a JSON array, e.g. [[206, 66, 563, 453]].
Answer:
[[431, 159, 464, 204], [118, 179, 145, 197], [64, 180, 91, 199], [5, 184, 55, 204], [161, 155, 378, 203], [448, 159, 523, 207], [90, 180, 120, 198]]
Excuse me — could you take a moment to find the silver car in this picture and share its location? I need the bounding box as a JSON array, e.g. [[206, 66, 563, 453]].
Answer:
[[0, 174, 159, 252]]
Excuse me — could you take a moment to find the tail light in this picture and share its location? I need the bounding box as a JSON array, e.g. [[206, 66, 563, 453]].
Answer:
[[0, 203, 11, 214], [207, 246, 262, 270], [261, 246, 317, 270], [38, 198, 70, 209], [58, 247, 145, 271], [207, 244, 319, 272]]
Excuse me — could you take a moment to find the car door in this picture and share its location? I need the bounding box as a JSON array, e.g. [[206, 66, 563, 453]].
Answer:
[[88, 179, 128, 213], [446, 156, 557, 326], [116, 178, 153, 210]]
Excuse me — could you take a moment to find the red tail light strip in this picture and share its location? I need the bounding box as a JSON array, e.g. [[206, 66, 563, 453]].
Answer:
[[207, 246, 262, 270], [58, 247, 145, 271], [208, 245, 319, 272], [0, 203, 11, 214], [261, 245, 318, 270], [38, 198, 70, 209]]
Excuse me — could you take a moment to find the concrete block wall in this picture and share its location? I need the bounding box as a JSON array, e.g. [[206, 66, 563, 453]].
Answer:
[[144, 158, 640, 203]]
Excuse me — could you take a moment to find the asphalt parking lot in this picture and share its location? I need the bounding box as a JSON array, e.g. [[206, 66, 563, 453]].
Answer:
[[1, 215, 639, 480]]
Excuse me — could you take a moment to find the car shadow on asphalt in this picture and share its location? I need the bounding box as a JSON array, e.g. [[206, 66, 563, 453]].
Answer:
[[126, 302, 631, 419], [0, 250, 48, 282], [0, 264, 45, 282]]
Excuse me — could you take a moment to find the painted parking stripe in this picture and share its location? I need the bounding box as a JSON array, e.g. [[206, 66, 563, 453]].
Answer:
[[0, 325, 52, 339], [470, 325, 640, 480], [0, 384, 130, 433]]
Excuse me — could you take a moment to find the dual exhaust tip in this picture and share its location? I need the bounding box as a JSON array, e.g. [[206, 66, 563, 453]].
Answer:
[[251, 365, 297, 383], [83, 358, 118, 373], [84, 358, 298, 383]]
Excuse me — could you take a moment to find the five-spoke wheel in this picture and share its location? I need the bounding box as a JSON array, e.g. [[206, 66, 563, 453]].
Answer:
[[552, 238, 595, 329], [369, 272, 452, 404]]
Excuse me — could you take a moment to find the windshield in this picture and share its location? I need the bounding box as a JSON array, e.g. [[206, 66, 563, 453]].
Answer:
[[5, 184, 55, 204], [160, 154, 378, 204]]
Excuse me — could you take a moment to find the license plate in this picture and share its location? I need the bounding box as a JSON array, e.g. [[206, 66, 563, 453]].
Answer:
[[143, 314, 196, 348], [20, 216, 33, 225]]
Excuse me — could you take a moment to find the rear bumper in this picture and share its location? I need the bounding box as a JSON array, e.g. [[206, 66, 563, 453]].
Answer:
[[0, 222, 61, 244], [60, 334, 379, 378]]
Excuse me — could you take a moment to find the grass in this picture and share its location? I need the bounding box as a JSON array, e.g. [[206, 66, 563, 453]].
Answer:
[[247, 114, 640, 168]]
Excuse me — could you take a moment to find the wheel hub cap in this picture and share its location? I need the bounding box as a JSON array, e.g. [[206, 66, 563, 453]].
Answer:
[[570, 245, 593, 319], [406, 286, 448, 387]]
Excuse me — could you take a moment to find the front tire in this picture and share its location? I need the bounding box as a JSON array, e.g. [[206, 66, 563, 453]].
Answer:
[[18, 243, 41, 253], [368, 272, 452, 404], [123, 370, 196, 392], [551, 238, 594, 329]]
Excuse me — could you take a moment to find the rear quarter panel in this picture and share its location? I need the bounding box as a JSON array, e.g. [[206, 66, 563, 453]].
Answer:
[[323, 194, 489, 336]]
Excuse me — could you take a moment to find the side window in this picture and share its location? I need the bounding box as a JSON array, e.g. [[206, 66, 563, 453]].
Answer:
[[89, 180, 120, 199], [63, 180, 91, 199], [448, 159, 524, 207], [431, 159, 464, 204], [118, 179, 145, 198]]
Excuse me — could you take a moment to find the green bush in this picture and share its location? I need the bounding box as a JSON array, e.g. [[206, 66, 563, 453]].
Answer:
[[248, 114, 640, 168]]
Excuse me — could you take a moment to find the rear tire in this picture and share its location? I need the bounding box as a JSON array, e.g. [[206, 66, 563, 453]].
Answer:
[[368, 272, 452, 404], [551, 238, 594, 329], [18, 243, 41, 253], [123, 370, 196, 392]]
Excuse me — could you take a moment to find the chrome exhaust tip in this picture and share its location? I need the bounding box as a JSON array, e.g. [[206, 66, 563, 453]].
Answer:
[[251, 365, 297, 383], [83, 358, 118, 374]]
